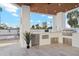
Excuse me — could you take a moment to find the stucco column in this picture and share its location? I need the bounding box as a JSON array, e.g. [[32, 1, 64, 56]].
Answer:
[[20, 5, 30, 48], [56, 12, 65, 44], [56, 12, 65, 31], [52, 15, 57, 32]]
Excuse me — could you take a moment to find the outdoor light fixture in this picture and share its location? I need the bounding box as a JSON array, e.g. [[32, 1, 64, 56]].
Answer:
[[65, 9, 67, 11], [58, 3, 61, 6], [75, 5, 78, 7], [54, 10, 56, 12]]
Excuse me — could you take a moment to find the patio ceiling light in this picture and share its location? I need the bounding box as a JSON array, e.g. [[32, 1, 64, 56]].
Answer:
[[75, 5, 78, 7], [65, 9, 67, 11], [58, 3, 61, 6], [54, 10, 56, 12]]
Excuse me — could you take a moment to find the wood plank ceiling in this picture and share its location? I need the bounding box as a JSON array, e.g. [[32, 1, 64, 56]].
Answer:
[[17, 3, 79, 15]]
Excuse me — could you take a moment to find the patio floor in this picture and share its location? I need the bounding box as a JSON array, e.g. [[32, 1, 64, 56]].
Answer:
[[0, 40, 79, 56]]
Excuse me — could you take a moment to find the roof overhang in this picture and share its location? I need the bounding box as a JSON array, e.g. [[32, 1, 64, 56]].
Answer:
[[16, 3, 79, 15]]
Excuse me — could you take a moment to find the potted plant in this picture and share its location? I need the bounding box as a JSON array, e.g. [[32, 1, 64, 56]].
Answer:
[[24, 32, 31, 49]]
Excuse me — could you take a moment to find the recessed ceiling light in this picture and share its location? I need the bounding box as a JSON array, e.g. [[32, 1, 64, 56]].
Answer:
[[75, 5, 77, 7], [54, 10, 56, 12], [65, 9, 67, 11], [58, 4, 61, 6]]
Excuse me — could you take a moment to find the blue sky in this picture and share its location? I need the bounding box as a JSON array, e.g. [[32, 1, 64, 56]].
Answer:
[[1, 7, 20, 28], [30, 13, 53, 27], [0, 3, 20, 28], [0, 3, 53, 28]]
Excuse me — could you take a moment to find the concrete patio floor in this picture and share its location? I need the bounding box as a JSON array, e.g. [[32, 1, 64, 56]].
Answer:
[[0, 40, 79, 56]]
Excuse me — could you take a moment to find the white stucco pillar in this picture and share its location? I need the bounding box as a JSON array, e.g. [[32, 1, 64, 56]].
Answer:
[[56, 12, 65, 31], [20, 5, 30, 48], [56, 12, 65, 44], [52, 15, 57, 32]]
